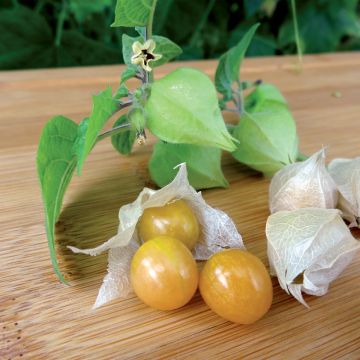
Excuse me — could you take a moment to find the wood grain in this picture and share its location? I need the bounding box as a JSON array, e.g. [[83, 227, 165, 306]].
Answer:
[[1, 53, 360, 360]]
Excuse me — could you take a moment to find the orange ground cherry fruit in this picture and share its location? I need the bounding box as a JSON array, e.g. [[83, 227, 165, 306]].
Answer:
[[130, 236, 199, 311], [199, 249, 273, 324], [137, 199, 200, 250]]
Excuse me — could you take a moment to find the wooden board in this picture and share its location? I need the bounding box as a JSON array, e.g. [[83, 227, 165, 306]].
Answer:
[[1, 53, 360, 359]]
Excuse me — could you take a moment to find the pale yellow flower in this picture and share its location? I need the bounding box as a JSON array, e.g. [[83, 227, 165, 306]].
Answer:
[[131, 39, 162, 72]]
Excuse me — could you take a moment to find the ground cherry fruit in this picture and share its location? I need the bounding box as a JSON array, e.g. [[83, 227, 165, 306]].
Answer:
[[199, 249, 273, 324], [131, 236, 199, 311], [138, 199, 200, 250]]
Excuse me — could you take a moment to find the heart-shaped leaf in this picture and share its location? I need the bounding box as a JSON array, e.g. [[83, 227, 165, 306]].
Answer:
[[37, 116, 79, 283], [215, 23, 259, 100], [112, 0, 156, 27], [149, 141, 228, 189]]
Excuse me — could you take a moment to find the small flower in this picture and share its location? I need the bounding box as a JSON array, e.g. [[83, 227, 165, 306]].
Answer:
[[131, 39, 162, 72], [136, 130, 146, 145]]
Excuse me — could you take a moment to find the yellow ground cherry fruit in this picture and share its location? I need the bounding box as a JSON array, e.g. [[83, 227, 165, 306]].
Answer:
[[199, 249, 273, 324], [130, 236, 199, 311], [137, 199, 200, 250]]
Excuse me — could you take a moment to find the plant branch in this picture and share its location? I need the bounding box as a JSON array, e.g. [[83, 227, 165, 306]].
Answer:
[[55, 0, 67, 47], [147, 0, 158, 40], [145, 0, 158, 83], [97, 123, 131, 142], [116, 99, 133, 109]]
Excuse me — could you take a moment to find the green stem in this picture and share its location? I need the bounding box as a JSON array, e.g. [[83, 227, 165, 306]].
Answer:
[[291, 0, 302, 67], [55, 0, 67, 47], [97, 123, 131, 142], [146, 0, 158, 83], [96, 100, 133, 142], [11, 0, 19, 8], [146, 0, 158, 40]]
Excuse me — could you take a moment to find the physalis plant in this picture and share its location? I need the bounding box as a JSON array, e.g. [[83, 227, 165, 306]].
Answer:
[[37, 0, 301, 282]]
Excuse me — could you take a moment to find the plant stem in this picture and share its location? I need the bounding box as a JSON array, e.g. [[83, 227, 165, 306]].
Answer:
[[96, 100, 133, 142], [55, 0, 67, 47], [291, 0, 302, 69], [145, 0, 158, 83], [11, 0, 19, 8], [146, 0, 158, 40], [97, 123, 131, 142]]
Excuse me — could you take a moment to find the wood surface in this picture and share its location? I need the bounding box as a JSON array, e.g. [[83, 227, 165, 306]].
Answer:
[[1, 53, 360, 360]]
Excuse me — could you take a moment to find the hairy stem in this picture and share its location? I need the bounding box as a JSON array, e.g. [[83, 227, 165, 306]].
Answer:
[[97, 123, 131, 142], [55, 0, 67, 47], [147, 0, 158, 40], [96, 100, 132, 142], [145, 0, 158, 83]]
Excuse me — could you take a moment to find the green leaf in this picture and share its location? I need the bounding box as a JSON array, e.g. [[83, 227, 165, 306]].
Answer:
[[229, 26, 276, 57], [145, 67, 237, 152], [36, 116, 79, 283], [73, 117, 89, 161], [232, 84, 298, 176], [215, 23, 259, 100], [69, 0, 112, 23], [0, 6, 52, 70], [135, 26, 146, 37], [149, 35, 182, 67], [0, 6, 120, 70], [244, 0, 264, 18], [111, 115, 135, 155], [122, 34, 182, 67], [114, 84, 129, 99], [149, 141, 228, 189], [77, 87, 118, 174], [122, 34, 135, 65], [112, 0, 156, 27], [120, 65, 138, 83], [278, 1, 360, 54]]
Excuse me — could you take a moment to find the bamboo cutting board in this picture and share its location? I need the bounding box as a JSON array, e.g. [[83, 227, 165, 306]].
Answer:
[[1, 53, 360, 360]]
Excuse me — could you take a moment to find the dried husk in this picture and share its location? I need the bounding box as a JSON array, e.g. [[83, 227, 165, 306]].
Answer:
[[68, 163, 244, 308], [269, 149, 338, 213], [266, 208, 360, 307], [328, 157, 360, 227]]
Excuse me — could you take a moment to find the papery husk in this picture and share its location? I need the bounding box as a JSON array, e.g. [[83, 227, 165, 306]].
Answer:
[[269, 149, 338, 213], [68, 163, 244, 309], [266, 208, 360, 307], [328, 157, 360, 227]]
